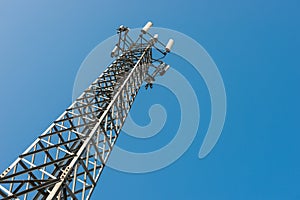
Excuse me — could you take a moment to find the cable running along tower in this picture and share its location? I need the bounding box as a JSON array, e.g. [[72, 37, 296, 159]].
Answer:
[[0, 22, 174, 199]]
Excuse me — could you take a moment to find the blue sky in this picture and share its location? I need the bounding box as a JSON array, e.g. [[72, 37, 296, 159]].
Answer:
[[0, 0, 299, 199]]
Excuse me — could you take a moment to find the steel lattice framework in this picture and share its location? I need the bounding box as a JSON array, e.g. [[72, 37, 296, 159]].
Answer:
[[0, 22, 173, 200]]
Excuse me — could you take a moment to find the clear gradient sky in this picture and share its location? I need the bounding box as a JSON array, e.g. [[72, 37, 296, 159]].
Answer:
[[0, 1, 299, 199]]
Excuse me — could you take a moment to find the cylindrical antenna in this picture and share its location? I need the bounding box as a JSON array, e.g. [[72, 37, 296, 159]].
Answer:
[[141, 21, 153, 34], [160, 64, 170, 76], [111, 45, 118, 57], [153, 34, 159, 43], [165, 39, 174, 53]]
